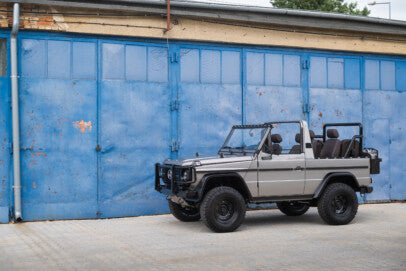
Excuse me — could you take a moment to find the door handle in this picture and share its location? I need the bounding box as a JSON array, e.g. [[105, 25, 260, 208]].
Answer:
[[294, 166, 303, 171]]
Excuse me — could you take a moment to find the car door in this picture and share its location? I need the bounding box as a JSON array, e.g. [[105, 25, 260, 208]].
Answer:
[[257, 122, 306, 197]]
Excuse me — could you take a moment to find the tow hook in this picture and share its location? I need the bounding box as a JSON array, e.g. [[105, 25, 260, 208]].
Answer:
[[168, 195, 192, 208]]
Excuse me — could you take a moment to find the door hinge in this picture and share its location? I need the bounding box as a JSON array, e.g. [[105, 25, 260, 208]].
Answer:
[[170, 140, 179, 152], [170, 100, 179, 111], [302, 103, 310, 114], [170, 52, 179, 63], [302, 60, 310, 70]]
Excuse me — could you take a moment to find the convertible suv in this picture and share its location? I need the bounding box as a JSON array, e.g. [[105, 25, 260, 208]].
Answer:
[[155, 121, 381, 232]]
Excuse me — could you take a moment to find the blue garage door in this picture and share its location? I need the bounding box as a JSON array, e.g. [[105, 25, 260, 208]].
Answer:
[[363, 58, 406, 201], [2, 31, 405, 222], [19, 38, 99, 220], [99, 41, 170, 218]]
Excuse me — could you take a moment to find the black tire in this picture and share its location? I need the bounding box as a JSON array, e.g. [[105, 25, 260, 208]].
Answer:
[[277, 202, 310, 216], [168, 200, 200, 222], [317, 183, 358, 225], [200, 186, 246, 233]]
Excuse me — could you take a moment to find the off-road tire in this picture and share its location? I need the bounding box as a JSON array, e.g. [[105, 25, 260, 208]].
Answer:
[[200, 187, 246, 233], [168, 200, 200, 222], [317, 183, 358, 225], [277, 202, 310, 216]]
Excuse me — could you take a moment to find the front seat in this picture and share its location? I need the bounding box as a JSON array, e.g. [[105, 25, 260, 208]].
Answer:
[[310, 130, 323, 158], [319, 129, 341, 159], [289, 133, 301, 154], [271, 134, 282, 155]]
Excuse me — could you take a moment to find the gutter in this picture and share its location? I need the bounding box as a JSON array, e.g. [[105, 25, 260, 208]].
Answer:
[[10, 3, 22, 222]]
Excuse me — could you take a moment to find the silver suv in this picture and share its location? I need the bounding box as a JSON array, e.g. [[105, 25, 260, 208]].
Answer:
[[155, 121, 380, 232]]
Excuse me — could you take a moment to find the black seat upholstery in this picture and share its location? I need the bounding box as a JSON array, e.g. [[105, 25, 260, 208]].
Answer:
[[341, 139, 360, 158], [289, 133, 302, 154], [271, 134, 282, 155], [319, 129, 341, 159], [310, 130, 323, 158]]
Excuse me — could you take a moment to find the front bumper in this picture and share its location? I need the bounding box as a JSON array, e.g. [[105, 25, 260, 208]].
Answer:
[[155, 163, 197, 199]]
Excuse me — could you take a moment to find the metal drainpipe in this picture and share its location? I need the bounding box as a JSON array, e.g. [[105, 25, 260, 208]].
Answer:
[[10, 3, 22, 222]]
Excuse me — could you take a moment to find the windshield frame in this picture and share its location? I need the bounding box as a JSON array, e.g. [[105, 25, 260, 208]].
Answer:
[[218, 124, 272, 155]]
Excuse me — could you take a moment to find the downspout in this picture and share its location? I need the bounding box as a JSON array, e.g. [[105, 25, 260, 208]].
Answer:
[[10, 3, 22, 222]]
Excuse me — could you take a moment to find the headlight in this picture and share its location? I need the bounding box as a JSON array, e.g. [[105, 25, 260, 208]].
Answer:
[[180, 169, 190, 181], [167, 169, 173, 180]]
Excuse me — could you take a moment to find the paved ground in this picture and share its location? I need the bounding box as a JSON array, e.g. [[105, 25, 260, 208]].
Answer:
[[0, 203, 405, 271]]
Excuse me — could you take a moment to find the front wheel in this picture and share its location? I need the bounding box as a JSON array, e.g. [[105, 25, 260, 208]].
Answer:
[[277, 202, 310, 216], [317, 183, 358, 225], [168, 200, 200, 222], [200, 187, 246, 233]]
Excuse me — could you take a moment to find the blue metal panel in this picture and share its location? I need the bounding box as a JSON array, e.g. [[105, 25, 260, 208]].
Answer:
[[380, 61, 395, 91], [396, 61, 406, 91], [102, 43, 125, 80], [344, 58, 360, 89], [283, 55, 301, 87], [21, 39, 46, 78], [365, 59, 380, 90], [265, 53, 282, 86], [0, 35, 10, 222], [99, 42, 170, 218], [147, 47, 168, 82], [126, 45, 147, 81], [47, 40, 70, 79], [328, 58, 344, 89], [72, 42, 96, 79], [201, 49, 220, 83], [222, 50, 240, 84], [0, 76, 10, 223], [310, 56, 327, 88], [179, 46, 242, 157], [246, 52, 264, 85], [180, 48, 199, 83]]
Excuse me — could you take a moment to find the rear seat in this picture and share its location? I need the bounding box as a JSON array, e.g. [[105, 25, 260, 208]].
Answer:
[[271, 134, 282, 155], [319, 129, 341, 159], [309, 130, 323, 158], [341, 139, 360, 158]]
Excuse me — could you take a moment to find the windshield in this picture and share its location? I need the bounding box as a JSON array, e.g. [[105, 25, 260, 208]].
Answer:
[[220, 127, 268, 154]]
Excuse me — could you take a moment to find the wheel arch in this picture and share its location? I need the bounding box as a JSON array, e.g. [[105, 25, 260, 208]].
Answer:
[[197, 172, 252, 202], [313, 172, 360, 199]]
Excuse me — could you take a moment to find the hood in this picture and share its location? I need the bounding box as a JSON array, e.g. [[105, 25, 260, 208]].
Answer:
[[163, 154, 253, 167]]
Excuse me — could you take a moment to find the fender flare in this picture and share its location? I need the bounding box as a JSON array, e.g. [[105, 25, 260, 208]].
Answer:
[[195, 172, 253, 201], [313, 172, 360, 198]]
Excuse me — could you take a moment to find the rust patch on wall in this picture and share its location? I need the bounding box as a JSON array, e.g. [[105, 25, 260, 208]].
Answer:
[[73, 120, 92, 133]]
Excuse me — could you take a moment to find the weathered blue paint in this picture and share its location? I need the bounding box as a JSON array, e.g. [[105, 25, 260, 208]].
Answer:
[[0, 34, 10, 223], [0, 29, 405, 222]]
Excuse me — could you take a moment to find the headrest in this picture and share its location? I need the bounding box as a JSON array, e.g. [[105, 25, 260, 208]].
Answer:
[[271, 134, 282, 143], [327, 129, 339, 139], [295, 133, 301, 143], [309, 130, 315, 139]]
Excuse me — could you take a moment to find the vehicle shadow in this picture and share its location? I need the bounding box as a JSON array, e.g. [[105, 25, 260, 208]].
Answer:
[[243, 210, 323, 226]]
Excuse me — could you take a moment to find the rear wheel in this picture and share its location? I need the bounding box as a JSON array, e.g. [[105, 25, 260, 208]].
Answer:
[[200, 187, 246, 233], [168, 200, 200, 222], [317, 183, 358, 225], [277, 202, 310, 216]]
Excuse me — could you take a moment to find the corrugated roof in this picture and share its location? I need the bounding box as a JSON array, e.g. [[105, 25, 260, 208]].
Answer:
[[4, 0, 406, 35]]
